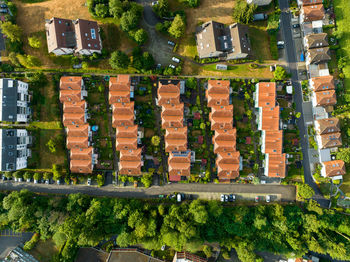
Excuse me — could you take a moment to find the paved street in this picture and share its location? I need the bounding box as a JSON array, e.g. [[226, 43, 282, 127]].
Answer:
[[278, 0, 329, 207], [0, 230, 33, 259], [0, 181, 296, 201]]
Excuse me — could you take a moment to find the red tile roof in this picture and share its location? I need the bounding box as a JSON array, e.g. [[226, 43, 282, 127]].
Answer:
[[63, 112, 85, 126], [66, 124, 90, 137], [63, 101, 86, 114], [310, 75, 335, 92], [112, 102, 134, 128], [165, 127, 188, 153], [70, 147, 93, 160], [322, 160, 346, 177], [216, 151, 240, 181], [168, 151, 191, 180], [206, 80, 230, 107], [157, 80, 180, 106], [70, 159, 92, 173], [260, 106, 280, 131], [66, 136, 89, 149], [60, 76, 83, 90], [263, 130, 283, 155], [119, 149, 142, 176], [314, 90, 337, 106], [209, 105, 233, 130], [302, 4, 325, 22], [266, 153, 286, 178], [60, 89, 82, 103], [256, 82, 276, 108], [213, 128, 236, 153], [116, 125, 138, 151], [161, 103, 184, 129]]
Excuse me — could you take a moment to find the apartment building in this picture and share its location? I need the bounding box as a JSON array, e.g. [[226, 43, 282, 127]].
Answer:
[[207, 80, 241, 182], [0, 129, 31, 172], [0, 78, 31, 123], [109, 75, 142, 176], [60, 76, 96, 174]]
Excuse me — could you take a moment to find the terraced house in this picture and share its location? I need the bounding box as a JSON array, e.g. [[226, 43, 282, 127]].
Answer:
[[59, 76, 97, 174], [254, 82, 286, 179], [206, 80, 241, 182], [109, 75, 142, 176], [157, 79, 191, 181]]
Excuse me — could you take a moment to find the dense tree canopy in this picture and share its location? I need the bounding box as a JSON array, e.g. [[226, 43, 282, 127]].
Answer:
[[168, 15, 185, 39], [0, 191, 350, 262], [109, 50, 130, 69], [0, 22, 22, 43], [232, 0, 256, 24]]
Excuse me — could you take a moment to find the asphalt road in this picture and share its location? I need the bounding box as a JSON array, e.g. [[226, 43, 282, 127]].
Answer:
[[0, 181, 296, 201], [0, 230, 33, 259], [278, 0, 329, 207]]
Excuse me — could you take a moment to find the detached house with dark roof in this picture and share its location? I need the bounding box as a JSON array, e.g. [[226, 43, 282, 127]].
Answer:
[[45, 17, 102, 56], [304, 33, 328, 49], [0, 129, 31, 171], [306, 47, 331, 65], [0, 79, 31, 123], [196, 21, 252, 60]]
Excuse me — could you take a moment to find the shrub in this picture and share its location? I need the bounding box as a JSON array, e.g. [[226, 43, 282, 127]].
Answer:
[[95, 3, 108, 18], [23, 172, 32, 180], [28, 36, 41, 48], [46, 139, 56, 153], [141, 173, 153, 188], [109, 50, 130, 69], [97, 174, 105, 187], [23, 233, 40, 251], [297, 183, 315, 199], [33, 172, 42, 181], [168, 15, 185, 39]]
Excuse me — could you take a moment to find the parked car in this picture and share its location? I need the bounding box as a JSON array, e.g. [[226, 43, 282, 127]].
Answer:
[[151, 1, 159, 6], [45, 180, 50, 185], [292, 23, 300, 28], [156, 64, 161, 69], [34, 179, 38, 184], [168, 40, 175, 46], [172, 57, 180, 63], [169, 64, 176, 69], [220, 194, 225, 202], [277, 41, 285, 49], [266, 195, 271, 203], [253, 13, 268, 21], [224, 195, 229, 202], [87, 178, 92, 186], [229, 194, 236, 202], [0, 9, 7, 13], [255, 196, 259, 202], [0, 4, 7, 8]]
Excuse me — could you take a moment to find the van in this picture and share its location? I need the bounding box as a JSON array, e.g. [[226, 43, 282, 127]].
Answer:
[[177, 194, 182, 202], [253, 13, 268, 21]]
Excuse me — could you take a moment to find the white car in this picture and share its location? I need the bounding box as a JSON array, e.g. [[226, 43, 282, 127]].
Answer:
[[220, 194, 225, 202], [266, 195, 271, 203], [169, 64, 176, 69], [172, 57, 180, 63], [177, 194, 182, 202], [45, 180, 50, 185], [87, 178, 92, 186], [151, 1, 159, 6]]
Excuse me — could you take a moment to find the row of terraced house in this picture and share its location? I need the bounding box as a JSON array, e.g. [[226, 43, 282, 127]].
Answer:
[[59, 76, 97, 174], [298, 0, 346, 179]]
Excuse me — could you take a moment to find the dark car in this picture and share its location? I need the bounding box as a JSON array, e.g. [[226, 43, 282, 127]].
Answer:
[[292, 24, 300, 28], [168, 40, 175, 46], [229, 194, 236, 202]]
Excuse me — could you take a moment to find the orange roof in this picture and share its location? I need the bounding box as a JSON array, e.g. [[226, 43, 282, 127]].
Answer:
[[60, 89, 82, 103], [301, 0, 323, 5], [314, 90, 337, 106], [310, 75, 335, 92], [206, 80, 230, 107], [318, 132, 342, 149], [63, 112, 85, 126], [315, 117, 340, 135], [161, 103, 184, 129], [216, 151, 240, 180], [302, 4, 325, 22], [256, 82, 276, 108], [63, 101, 86, 114], [168, 151, 191, 178], [213, 128, 236, 153], [109, 75, 131, 91], [66, 124, 90, 137], [157, 81, 180, 106], [260, 106, 280, 131], [60, 76, 83, 90], [109, 90, 130, 104], [112, 102, 134, 128], [116, 125, 138, 151], [70, 147, 93, 160], [119, 148, 142, 176], [263, 130, 283, 155], [66, 136, 89, 149], [266, 153, 286, 178], [165, 127, 188, 152], [209, 105, 233, 130], [70, 159, 93, 174], [322, 160, 346, 177]]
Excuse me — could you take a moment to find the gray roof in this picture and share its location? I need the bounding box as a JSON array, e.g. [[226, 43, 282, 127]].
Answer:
[[0, 79, 19, 122], [308, 47, 331, 64], [305, 33, 328, 49], [0, 129, 18, 171]]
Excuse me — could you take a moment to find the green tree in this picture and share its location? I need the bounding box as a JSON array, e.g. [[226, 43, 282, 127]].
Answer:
[[189, 200, 208, 224], [1, 22, 22, 42], [187, 0, 200, 7], [295, 112, 301, 118], [17, 54, 41, 68], [141, 173, 153, 188], [120, 10, 139, 32], [168, 15, 185, 39], [23, 172, 32, 181], [232, 0, 256, 24], [141, 52, 154, 70], [109, 51, 130, 69], [28, 36, 41, 48], [203, 245, 212, 258], [95, 4, 109, 18], [46, 139, 56, 153], [151, 136, 160, 147], [297, 183, 315, 199], [153, 0, 169, 17], [8, 52, 21, 67], [336, 147, 350, 163], [117, 231, 132, 247], [52, 164, 62, 182], [134, 28, 148, 44], [109, 0, 123, 18], [43, 172, 52, 181], [33, 172, 42, 181], [97, 174, 105, 187], [273, 66, 288, 80]]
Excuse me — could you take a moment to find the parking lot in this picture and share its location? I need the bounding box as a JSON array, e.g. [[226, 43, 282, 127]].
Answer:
[[0, 230, 33, 259]]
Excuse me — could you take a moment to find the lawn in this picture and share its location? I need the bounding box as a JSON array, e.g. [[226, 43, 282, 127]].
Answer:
[[28, 239, 59, 262], [177, 35, 198, 59], [199, 63, 273, 78], [340, 169, 350, 197], [248, 22, 273, 61], [29, 129, 67, 170], [231, 97, 245, 116], [334, 0, 350, 90]]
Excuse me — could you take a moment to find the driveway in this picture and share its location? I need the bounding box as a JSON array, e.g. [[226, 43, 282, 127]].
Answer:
[[278, 0, 329, 207], [0, 230, 33, 259], [0, 181, 296, 202]]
